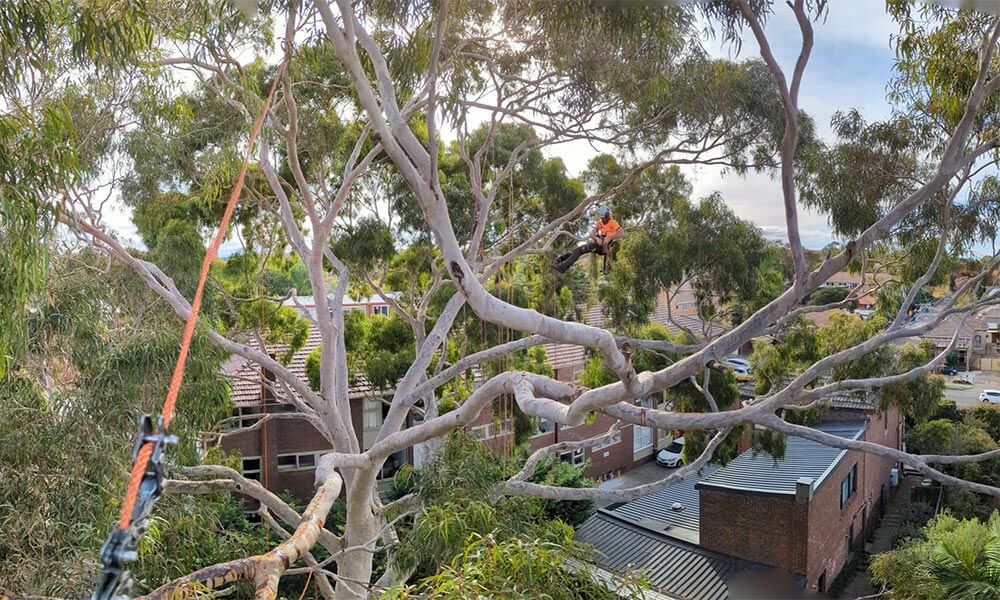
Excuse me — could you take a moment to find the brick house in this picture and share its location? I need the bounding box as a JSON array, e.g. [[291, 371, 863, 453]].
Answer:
[[577, 393, 904, 599], [219, 289, 726, 501], [221, 328, 408, 501]]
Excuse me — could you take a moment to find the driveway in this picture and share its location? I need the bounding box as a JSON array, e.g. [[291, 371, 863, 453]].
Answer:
[[595, 460, 678, 509]]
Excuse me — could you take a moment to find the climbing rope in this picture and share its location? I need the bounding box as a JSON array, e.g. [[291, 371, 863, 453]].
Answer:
[[93, 60, 286, 600]]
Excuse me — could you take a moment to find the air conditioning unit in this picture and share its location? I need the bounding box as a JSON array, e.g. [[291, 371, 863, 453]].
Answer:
[[890, 468, 899, 487]]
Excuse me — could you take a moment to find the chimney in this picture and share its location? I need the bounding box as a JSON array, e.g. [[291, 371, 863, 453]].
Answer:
[[796, 477, 814, 503]]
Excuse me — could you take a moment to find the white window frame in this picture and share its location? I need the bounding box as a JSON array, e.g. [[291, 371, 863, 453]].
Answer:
[[559, 448, 586, 467], [471, 423, 494, 440], [363, 396, 383, 431], [633, 397, 655, 453], [372, 304, 390, 317]]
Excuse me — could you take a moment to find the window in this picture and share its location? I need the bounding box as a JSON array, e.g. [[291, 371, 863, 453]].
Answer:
[[633, 397, 655, 453], [592, 434, 619, 452], [242, 457, 262, 481], [363, 397, 383, 430], [471, 421, 510, 440], [372, 304, 389, 316], [276, 453, 319, 472], [559, 448, 585, 467], [840, 462, 858, 509], [471, 424, 493, 440], [975, 335, 983, 348]]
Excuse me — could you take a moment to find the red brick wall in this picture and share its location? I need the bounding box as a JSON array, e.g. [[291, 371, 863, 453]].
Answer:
[[806, 409, 900, 590], [499, 413, 635, 480], [699, 488, 809, 574], [698, 411, 903, 590]]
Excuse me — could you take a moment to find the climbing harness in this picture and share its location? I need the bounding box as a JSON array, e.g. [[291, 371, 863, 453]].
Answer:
[[92, 60, 286, 600]]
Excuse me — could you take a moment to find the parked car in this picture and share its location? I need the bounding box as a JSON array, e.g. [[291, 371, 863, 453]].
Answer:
[[724, 356, 751, 370], [656, 437, 684, 468], [939, 366, 958, 376], [980, 390, 1000, 404]]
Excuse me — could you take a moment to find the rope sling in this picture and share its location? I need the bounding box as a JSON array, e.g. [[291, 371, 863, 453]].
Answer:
[[93, 61, 286, 600]]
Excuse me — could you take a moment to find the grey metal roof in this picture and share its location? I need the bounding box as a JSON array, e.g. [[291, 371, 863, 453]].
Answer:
[[601, 464, 720, 544], [576, 515, 765, 600], [697, 422, 865, 495]]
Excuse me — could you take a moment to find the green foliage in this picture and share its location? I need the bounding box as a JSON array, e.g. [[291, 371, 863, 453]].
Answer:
[[307, 312, 416, 391], [0, 251, 259, 595], [600, 192, 768, 329], [907, 419, 955, 455], [0, 0, 155, 377], [807, 286, 852, 307], [389, 431, 603, 594], [906, 413, 1000, 490], [332, 216, 396, 270], [881, 343, 945, 424], [527, 459, 596, 527], [871, 512, 1000, 600], [384, 530, 639, 600]]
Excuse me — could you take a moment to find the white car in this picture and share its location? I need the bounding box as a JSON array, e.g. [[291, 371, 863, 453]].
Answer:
[[981, 390, 1000, 404], [656, 437, 684, 468], [724, 356, 751, 370]]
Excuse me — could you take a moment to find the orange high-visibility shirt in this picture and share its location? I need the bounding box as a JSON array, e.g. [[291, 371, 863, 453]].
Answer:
[[596, 218, 620, 238]]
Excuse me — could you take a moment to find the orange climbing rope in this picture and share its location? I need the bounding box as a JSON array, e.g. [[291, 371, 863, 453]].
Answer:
[[116, 62, 286, 531]]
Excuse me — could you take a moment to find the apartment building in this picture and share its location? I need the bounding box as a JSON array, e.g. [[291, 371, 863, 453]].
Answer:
[[576, 391, 903, 599]]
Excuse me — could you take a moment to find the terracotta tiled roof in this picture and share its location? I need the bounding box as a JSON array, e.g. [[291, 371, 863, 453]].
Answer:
[[578, 301, 726, 338], [921, 313, 987, 347], [542, 342, 588, 370], [226, 329, 377, 408]]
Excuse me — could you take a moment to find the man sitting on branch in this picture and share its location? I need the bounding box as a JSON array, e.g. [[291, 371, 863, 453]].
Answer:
[[553, 206, 623, 274]]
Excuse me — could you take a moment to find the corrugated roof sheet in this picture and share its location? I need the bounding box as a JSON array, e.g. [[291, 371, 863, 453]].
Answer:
[[602, 464, 720, 544], [576, 515, 765, 600], [697, 422, 865, 495]]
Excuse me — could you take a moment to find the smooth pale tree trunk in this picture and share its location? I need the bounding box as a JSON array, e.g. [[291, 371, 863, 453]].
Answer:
[[336, 466, 382, 599]]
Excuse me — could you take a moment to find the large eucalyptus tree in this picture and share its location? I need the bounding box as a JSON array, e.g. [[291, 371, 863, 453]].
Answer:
[[11, 0, 1000, 598]]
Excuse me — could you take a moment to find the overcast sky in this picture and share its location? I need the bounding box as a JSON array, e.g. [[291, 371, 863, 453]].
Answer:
[[549, 1, 899, 250], [105, 2, 900, 254]]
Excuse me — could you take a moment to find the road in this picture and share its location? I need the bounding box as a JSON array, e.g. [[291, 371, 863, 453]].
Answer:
[[944, 383, 983, 408], [941, 371, 1000, 407]]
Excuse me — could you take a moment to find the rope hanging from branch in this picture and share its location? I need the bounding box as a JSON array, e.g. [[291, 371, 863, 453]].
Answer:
[[93, 60, 287, 600]]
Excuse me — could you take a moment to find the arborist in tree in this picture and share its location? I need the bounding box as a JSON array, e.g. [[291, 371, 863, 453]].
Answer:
[[553, 206, 623, 274]]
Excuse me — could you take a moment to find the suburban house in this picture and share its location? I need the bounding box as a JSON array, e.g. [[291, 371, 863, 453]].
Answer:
[[577, 389, 904, 598], [975, 305, 1000, 371], [817, 271, 894, 319], [219, 288, 727, 502], [221, 328, 408, 501], [905, 304, 989, 370], [820, 271, 864, 289]]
